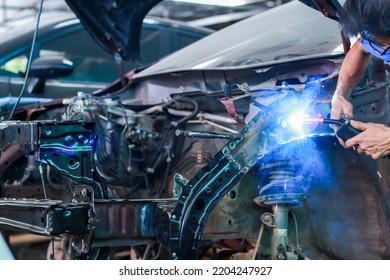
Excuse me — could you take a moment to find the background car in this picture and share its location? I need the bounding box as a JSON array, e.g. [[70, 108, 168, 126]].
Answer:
[[0, 13, 213, 103]]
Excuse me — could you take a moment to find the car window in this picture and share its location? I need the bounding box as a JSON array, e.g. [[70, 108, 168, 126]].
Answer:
[[0, 29, 121, 83], [176, 31, 205, 50], [0, 20, 209, 84], [140, 27, 162, 64], [140, 25, 209, 65], [40, 29, 121, 83]]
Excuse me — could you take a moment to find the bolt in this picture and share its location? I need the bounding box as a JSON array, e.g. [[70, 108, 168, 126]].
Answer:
[[257, 153, 264, 159], [229, 142, 236, 149], [240, 167, 249, 173], [262, 213, 273, 225], [172, 252, 177, 258], [172, 215, 177, 220]]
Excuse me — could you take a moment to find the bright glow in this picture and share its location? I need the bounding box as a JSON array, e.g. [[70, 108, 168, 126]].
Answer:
[[286, 109, 323, 137], [172, 0, 259, 7], [287, 111, 309, 134]]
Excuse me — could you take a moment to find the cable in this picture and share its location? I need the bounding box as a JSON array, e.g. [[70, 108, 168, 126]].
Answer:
[[290, 210, 300, 249], [142, 244, 152, 260], [51, 237, 55, 260], [151, 244, 162, 260], [7, 0, 45, 120], [322, 118, 343, 126], [8, 161, 54, 260], [252, 223, 264, 260], [163, 96, 200, 130], [38, 164, 47, 199], [157, 146, 171, 198]]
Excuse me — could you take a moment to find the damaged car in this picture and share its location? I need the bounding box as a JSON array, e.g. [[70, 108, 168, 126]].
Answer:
[[1, 0, 389, 260]]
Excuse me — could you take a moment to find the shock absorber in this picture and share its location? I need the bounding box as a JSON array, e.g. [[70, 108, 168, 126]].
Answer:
[[256, 159, 306, 260], [270, 204, 291, 260], [257, 160, 305, 207]]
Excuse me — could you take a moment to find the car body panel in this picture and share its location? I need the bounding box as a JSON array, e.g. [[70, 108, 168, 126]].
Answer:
[[135, 1, 343, 79]]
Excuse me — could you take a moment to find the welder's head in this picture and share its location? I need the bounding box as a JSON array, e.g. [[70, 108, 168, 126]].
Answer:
[[361, 35, 390, 62], [341, 0, 390, 61], [340, 0, 390, 38]]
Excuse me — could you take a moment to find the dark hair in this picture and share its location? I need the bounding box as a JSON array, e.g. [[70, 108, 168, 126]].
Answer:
[[340, 0, 390, 38]]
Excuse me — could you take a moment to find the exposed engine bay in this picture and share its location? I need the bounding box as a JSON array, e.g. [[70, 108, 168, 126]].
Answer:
[[1, 55, 390, 260]]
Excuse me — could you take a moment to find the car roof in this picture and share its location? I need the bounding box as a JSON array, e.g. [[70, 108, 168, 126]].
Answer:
[[135, 1, 344, 79]]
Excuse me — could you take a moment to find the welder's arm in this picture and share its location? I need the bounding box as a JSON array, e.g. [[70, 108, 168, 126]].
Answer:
[[331, 38, 371, 121], [345, 120, 390, 160]]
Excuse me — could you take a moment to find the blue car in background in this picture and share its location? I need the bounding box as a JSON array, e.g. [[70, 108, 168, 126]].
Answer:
[[0, 13, 213, 104]]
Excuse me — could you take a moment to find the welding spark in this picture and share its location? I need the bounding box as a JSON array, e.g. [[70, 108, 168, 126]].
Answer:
[[287, 111, 323, 136], [287, 111, 310, 135]]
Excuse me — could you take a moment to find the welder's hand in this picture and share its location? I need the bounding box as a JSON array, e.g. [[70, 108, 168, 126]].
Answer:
[[345, 120, 390, 160], [330, 94, 354, 147]]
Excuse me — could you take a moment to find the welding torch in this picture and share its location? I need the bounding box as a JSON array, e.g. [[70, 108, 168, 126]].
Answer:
[[303, 115, 362, 141]]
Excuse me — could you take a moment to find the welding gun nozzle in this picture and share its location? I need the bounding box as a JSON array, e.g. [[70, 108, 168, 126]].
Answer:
[[303, 118, 344, 126], [303, 117, 325, 124]]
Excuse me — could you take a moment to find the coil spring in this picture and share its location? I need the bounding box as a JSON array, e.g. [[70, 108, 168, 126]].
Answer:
[[257, 160, 305, 207]]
